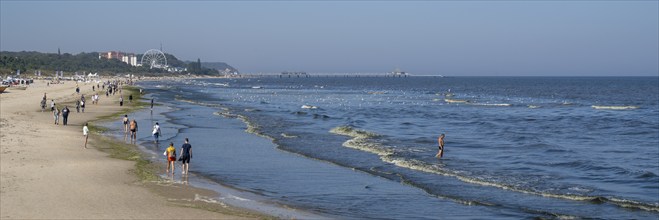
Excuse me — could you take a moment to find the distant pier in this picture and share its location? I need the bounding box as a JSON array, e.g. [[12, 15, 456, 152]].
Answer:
[[237, 72, 416, 78]]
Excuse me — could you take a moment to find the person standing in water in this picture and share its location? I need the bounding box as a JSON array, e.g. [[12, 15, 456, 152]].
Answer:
[[435, 134, 445, 159], [152, 122, 161, 143], [180, 138, 192, 175], [165, 142, 176, 174], [129, 119, 138, 143], [122, 115, 129, 133]]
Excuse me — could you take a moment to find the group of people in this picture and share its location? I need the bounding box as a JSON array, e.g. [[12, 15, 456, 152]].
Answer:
[[123, 115, 139, 143], [122, 114, 192, 175], [165, 138, 193, 175], [43, 93, 76, 126], [41, 89, 90, 149]]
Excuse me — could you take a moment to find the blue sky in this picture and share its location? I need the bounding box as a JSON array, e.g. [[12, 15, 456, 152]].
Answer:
[[1, 1, 657, 76]]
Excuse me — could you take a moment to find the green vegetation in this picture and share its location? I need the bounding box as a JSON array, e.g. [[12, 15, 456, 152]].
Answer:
[[0, 51, 231, 76], [90, 134, 159, 182], [87, 86, 159, 182]]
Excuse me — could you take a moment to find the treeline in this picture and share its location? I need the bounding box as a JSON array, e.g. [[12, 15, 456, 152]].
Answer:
[[0, 51, 222, 76]]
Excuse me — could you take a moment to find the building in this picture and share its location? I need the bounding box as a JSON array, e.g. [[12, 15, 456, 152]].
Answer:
[[99, 51, 138, 66]]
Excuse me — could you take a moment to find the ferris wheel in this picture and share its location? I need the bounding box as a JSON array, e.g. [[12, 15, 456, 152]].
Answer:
[[141, 49, 167, 69]]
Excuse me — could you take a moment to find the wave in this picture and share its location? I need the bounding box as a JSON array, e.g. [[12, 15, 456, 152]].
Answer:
[[468, 103, 512, 107], [329, 127, 659, 212], [444, 99, 510, 107], [444, 98, 469, 104], [175, 97, 221, 108], [213, 111, 238, 118], [330, 126, 391, 156], [281, 133, 298, 138], [381, 155, 659, 212], [528, 105, 541, 109], [591, 105, 639, 110], [212, 110, 272, 140], [330, 126, 380, 139]]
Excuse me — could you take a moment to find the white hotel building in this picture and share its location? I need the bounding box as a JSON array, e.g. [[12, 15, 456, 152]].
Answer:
[[99, 51, 138, 66]]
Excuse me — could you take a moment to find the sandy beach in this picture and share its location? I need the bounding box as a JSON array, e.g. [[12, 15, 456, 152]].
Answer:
[[0, 80, 263, 219]]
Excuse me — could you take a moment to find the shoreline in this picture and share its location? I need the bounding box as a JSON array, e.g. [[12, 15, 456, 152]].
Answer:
[[98, 91, 327, 219], [0, 79, 268, 219]]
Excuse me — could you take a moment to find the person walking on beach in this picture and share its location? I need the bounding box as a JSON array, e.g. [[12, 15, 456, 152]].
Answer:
[[435, 134, 445, 159], [179, 138, 193, 175], [50, 100, 55, 112], [129, 94, 133, 103], [123, 115, 129, 133], [62, 106, 70, 126], [119, 96, 124, 106], [80, 99, 85, 113], [129, 119, 138, 143], [152, 122, 161, 143], [53, 106, 60, 125], [75, 99, 80, 113], [83, 123, 89, 149], [150, 98, 154, 111], [165, 142, 176, 174], [40, 98, 46, 112]]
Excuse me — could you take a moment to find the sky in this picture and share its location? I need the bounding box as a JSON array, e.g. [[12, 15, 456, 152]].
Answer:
[[1, 1, 657, 76]]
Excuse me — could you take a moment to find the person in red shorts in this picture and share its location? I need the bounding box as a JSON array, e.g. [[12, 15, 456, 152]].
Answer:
[[165, 142, 176, 174]]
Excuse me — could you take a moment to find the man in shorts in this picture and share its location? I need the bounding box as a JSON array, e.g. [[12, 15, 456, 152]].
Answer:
[[435, 134, 445, 159], [180, 138, 193, 175], [129, 119, 138, 143]]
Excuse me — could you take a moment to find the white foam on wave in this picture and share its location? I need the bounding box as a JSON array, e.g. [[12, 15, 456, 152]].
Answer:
[[444, 98, 469, 103], [280, 133, 298, 138], [381, 155, 659, 212], [469, 103, 512, 107], [331, 130, 659, 212], [343, 138, 393, 156], [591, 105, 639, 110], [330, 126, 391, 156], [330, 126, 380, 139]]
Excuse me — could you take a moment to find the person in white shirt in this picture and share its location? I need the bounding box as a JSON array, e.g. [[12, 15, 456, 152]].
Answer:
[[83, 123, 89, 149], [152, 122, 161, 143]]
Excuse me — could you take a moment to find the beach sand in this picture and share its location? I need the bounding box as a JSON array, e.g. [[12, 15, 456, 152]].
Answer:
[[0, 80, 263, 219]]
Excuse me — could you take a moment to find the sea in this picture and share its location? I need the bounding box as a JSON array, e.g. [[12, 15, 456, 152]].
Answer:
[[106, 76, 658, 219]]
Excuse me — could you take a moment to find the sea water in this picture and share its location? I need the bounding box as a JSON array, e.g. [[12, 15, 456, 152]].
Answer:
[[121, 76, 657, 219]]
